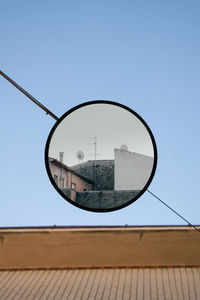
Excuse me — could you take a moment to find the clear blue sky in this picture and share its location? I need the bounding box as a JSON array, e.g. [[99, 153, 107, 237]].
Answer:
[[0, 0, 200, 226]]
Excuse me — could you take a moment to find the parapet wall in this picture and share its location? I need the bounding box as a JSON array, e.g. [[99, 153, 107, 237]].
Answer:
[[76, 190, 140, 209], [0, 226, 200, 270]]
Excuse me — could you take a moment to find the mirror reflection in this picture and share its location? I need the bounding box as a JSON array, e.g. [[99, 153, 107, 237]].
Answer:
[[47, 102, 156, 211]]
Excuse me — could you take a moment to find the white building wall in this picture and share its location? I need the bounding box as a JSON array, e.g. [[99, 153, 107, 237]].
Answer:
[[114, 149, 154, 190]]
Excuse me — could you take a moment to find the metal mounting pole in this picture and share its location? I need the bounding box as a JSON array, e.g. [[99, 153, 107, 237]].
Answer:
[[94, 136, 97, 189], [0, 70, 59, 121], [87, 137, 98, 189]]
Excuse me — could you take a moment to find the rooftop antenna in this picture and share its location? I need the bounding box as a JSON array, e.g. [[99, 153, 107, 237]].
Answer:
[[59, 152, 64, 189], [87, 137, 100, 160], [87, 136, 100, 188], [76, 150, 84, 163], [76, 150, 84, 172]]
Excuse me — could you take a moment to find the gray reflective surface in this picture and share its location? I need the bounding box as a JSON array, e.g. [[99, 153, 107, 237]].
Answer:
[[47, 103, 155, 211]]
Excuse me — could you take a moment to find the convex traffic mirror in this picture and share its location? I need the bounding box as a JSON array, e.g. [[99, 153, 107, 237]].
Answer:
[[0, 71, 157, 212], [45, 101, 157, 212]]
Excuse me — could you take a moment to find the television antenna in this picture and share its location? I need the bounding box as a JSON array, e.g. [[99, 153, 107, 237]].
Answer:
[[87, 136, 100, 188]]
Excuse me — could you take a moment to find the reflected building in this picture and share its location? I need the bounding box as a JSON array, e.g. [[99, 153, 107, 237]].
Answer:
[[49, 148, 153, 209], [114, 148, 154, 190], [48, 157, 93, 201]]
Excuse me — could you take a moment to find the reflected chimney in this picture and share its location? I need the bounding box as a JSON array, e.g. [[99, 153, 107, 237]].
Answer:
[[59, 152, 64, 163]]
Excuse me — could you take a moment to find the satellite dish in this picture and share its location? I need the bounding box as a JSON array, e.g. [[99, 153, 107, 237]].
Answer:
[[120, 144, 128, 151], [76, 150, 84, 160]]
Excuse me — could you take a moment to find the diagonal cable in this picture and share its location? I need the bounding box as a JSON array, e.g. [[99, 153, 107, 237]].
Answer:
[[147, 189, 200, 233], [0, 70, 59, 121]]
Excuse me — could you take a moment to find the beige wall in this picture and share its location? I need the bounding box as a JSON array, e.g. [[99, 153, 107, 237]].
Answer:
[[0, 226, 200, 270]]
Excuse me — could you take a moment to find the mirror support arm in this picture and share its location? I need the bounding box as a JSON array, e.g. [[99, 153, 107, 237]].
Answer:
[[0, 70, 59, 121]]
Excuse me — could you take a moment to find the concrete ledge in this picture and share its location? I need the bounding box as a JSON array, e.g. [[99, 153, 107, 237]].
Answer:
[[0, 226, 200, 270]]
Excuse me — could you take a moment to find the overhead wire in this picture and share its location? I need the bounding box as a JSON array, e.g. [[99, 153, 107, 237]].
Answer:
[[0, 70, 59, 121], [147, 189, 200, 233]]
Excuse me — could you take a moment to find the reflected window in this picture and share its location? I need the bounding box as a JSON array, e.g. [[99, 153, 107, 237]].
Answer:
[[61, 177, 65, 189], [54, 174, 58, 185], [72, 182, 76, 190]]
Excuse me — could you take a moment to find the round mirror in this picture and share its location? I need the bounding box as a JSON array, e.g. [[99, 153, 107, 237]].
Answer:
[[45, 100, 157, 212]]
